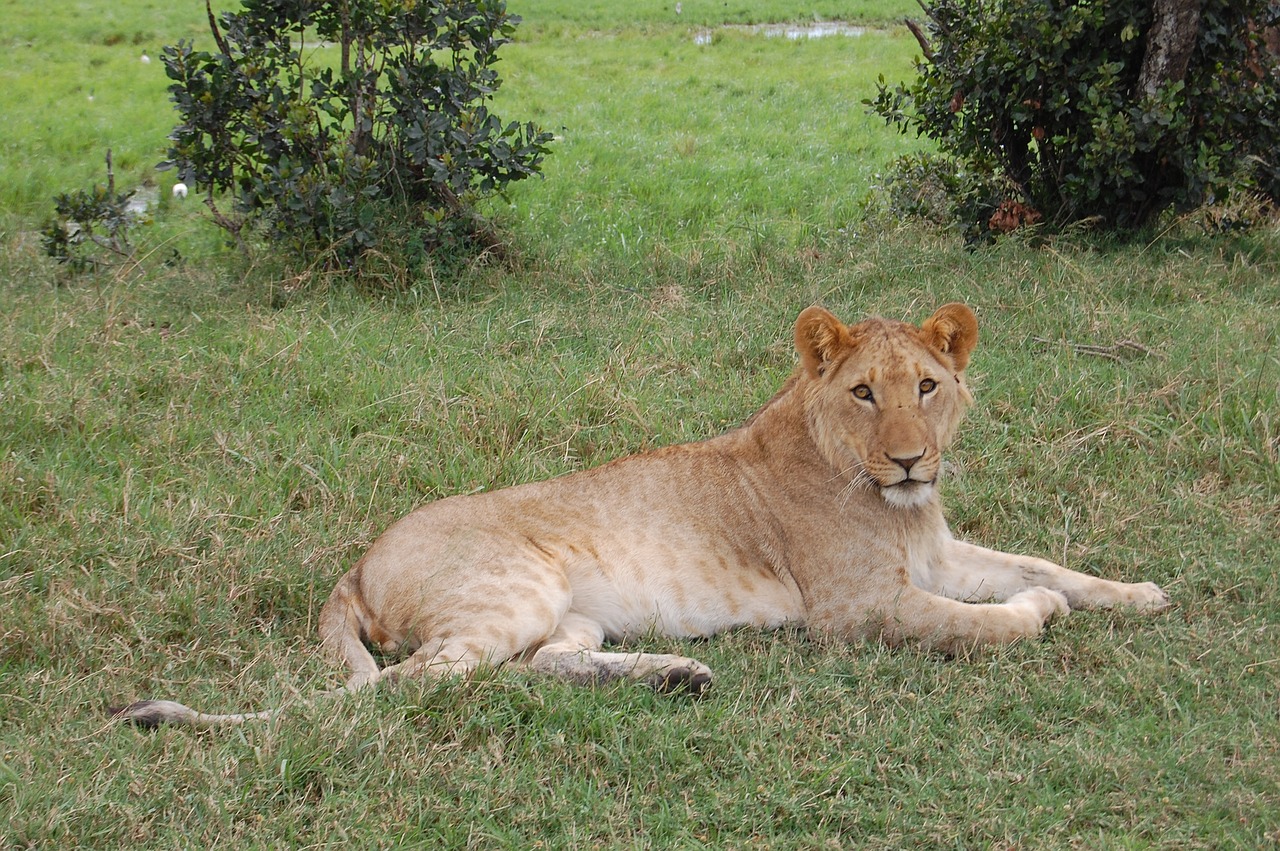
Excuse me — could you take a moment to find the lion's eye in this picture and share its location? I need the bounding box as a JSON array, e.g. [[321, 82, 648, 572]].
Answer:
[[852, 384, 874, 401], [919, 378, 937, 394]]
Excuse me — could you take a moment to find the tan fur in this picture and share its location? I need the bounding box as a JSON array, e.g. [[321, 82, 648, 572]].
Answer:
[[113, 303, 1168, 727]]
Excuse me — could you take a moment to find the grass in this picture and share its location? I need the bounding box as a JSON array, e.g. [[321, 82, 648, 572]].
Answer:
[[490, 26, 924, 265], [2, 0, 1280, 848], [0, 0, 207, 220]]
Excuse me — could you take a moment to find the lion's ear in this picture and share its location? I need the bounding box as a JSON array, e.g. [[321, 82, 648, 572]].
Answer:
[[794, 306, 850, 377], [921, 303, 979, 372]]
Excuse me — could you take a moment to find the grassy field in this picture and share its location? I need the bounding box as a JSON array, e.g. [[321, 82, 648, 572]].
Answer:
[[3, 0, 1280, 848]]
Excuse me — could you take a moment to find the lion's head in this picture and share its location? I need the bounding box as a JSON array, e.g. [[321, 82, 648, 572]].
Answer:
[[794, 303, 979, 509]]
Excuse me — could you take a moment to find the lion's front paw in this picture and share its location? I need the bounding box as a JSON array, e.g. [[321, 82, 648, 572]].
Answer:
[[1121, 581, 1170, 613], [1008, 586, 1070, 626]]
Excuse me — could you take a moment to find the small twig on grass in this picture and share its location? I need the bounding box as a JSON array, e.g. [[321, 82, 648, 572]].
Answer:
[[1033, 337, 1159, 361]]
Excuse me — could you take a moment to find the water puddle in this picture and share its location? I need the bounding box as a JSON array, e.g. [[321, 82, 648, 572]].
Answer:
[[125, 185, 159, 218], [694, 22, 866, 46]]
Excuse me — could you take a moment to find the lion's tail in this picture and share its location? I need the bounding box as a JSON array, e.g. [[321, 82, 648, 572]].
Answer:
[[109, 663, 373, 729], [109, 699, 280, 728], [111, 570, 379, 729]]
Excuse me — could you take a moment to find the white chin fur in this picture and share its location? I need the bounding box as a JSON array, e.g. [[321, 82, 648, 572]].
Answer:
[[880, 481, 934, 509]]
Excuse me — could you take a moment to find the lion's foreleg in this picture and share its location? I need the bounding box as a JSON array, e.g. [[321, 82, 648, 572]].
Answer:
[[932, 539, 1169, 611], [872, 584, 1070, 655]]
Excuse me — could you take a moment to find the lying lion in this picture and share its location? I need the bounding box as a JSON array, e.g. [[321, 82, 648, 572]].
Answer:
[[114, 303, 1168, 727]]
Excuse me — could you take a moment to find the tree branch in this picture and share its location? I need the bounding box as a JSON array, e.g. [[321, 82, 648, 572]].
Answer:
[[905, 18, 935, 62]]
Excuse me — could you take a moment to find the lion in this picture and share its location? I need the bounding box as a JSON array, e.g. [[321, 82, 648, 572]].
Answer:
[[114, 303, 1169, 727]]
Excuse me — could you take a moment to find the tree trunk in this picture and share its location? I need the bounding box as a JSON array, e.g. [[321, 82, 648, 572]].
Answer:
[[1138, 0, 1203, 96]]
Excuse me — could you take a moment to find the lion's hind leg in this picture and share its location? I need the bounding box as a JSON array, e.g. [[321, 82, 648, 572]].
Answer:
[[317, 569, 384, 691], [524, 612, 713, 695], [368, 578, 579, 686], [376, 638, 498, 683]]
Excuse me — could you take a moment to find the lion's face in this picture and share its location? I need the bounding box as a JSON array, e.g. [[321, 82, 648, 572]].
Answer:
[[794, 303, 979, 509]]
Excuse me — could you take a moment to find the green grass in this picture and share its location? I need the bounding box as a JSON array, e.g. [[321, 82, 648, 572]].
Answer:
[[0, 0, 208, 219], [490, 26, 924, 265], [512, 0, 918, 30], [3, 0, 1280, 848]]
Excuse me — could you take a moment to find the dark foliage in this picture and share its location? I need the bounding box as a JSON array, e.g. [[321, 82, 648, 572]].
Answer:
[[41, 150, 141, 275], [160, 0, 553, 273], [868, 0, 1280, 237]]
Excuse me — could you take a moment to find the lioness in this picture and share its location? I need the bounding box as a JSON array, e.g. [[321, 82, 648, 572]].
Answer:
[[115, 303, 1168, 727]]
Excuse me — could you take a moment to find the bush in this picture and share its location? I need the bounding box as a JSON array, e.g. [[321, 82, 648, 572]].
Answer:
[[161, 0, 553, 274], [868, 0, 1280, 236], [41, 150, 143, 276]]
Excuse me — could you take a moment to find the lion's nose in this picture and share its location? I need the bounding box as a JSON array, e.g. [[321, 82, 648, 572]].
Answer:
[[890, 452, 924, 472]]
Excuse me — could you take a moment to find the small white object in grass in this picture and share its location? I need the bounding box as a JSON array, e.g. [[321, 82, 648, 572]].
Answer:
[[172, 183, 189, 199], [141, 53, 151, 64]]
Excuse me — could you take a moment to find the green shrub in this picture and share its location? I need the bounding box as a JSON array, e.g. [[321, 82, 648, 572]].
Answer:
[[41, 150, 143, 276], [868, 0, 1280, 236], [161, 0, 553, 274]]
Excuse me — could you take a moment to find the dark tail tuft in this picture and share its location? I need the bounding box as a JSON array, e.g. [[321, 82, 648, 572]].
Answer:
[[110, 700, 182, 728]]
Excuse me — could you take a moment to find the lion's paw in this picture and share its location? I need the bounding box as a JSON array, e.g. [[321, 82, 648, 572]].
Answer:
[[344, 671, 381, 691], [644, 659, 713, 697], [1009, 586, 1070, 623], [1121, 581, 1170, 613]]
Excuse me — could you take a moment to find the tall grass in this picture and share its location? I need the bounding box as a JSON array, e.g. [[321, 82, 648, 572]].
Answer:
[[2, 0, 1279, 848]]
